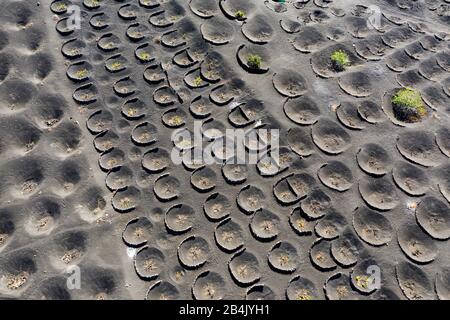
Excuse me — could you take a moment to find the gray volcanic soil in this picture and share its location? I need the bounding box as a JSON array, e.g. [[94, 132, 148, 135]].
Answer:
[[0, 0, 449, 300], [0, 0, 132, 299]]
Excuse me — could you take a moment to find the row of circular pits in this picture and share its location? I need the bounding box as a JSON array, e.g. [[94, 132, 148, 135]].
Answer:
[[27, 264, 123, 300], [0, 182, 109, 251], [0, 115, 82, 159], [152, 0, 446, 292], [89, 114, 289, 177], [68, 56, 294, 110], [51, 0, 450, 298], [282, 259, 447, 300], [284, 119, 449, 196], [51, 3, 444, 54], [190, 0, 376, 24], [1, 0, 119, 298], [65, 20, 201, 54], [98, 154, 253, 202], [51, 0, 266, 254], [123, 223, 450, 300], [57, 14, 189, 40], [355, 33, 434, 62], [52, 1, 428, 64], [89, 117, 450, 211], [50, 0, 180, 16], [55, 5, 210, 109], [0, 1, 56, 85], [0, 52, 54, 87], [0, 228, 91, 295], [284, 97, 386, 129], [116, 152, 286, 205], [356, 134, 449, 205], [196, 12, 275, 45], [59, 7, 427, 106], [384, 0, 450, 18], [306, 22, 445, 78], [70, 57, 253, 108], [159, 116, 355, 173], [0, 3, 50, 52], [59, 2, 446, 194], [115, 178, 450, 284], [312, 45, 448, 105], [386, 49, 449, 76], [352, 33, 449, 117], [144, 268, 390, 300], [121, 179, 341, 273], [124, 225, 325, 297], [122, 213, 299, 297], [394, 75, 450, 111], [131, 178, 449, 269], [0, 141, 92, 194], [0, 92, 102, 240], [278, 3, 405, 36], [8, 157, 106, 223]]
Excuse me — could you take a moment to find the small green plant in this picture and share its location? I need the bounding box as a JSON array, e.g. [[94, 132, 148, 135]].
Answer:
[[126, 108, 137, 117], [296, 289, 313, 301], [70, 48, 81, 56], [392, 88, 424, 109], [331, 49, 350, 71], [104, 42, 115, 49], [110, 62, 122, 71], [168, 115, 183, 126], [391, 87, 427, 123], [355, 275, 371, 289], [120, 197, 132, 209], [75, 69, 88, 79], [193, 76, 203, 86], [5, 272, 29, 290], [138, 51, 151, 61], [247, 54, 262, 69], [54, 2, 67, 11], [235, 10, 246, 19], [0, 233, 8, 246], [87, 0, 101, 7]]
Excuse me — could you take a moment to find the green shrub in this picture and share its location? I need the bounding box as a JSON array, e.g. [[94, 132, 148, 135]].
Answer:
[[391, 88, 427, 122], [75, 69, 88, 78], [235, 10, 246, 19], [247, 54, 262, 69], [331, 50, 350, 71], [110, 62, 122, 71], [138, 51, 151, 61], [54, 3, 67, 11], [193, 76, 203, 86]]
